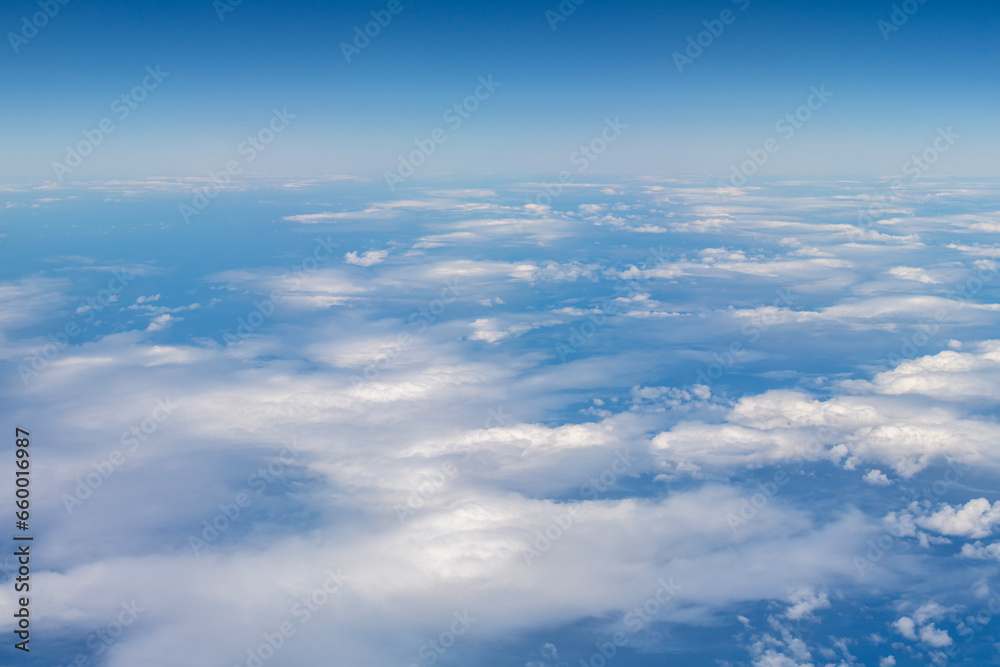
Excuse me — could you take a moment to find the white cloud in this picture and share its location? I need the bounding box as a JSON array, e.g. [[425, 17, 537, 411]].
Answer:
[[9, 181, 1000, 664], [859, 340, 1000, 401], [918, 623, 952, 647], [146, 313, 176, 331], [959, 541, 1000, 561], [785, 588, 830, 620], [468, 316, 562, 344], [889, 266, 940, 284], [344, 249, 388, 266], [864, 469, 892, 486], [915, 498, 1000, 538], [893, 616, 918, 640], [652, 386, 998, 477]]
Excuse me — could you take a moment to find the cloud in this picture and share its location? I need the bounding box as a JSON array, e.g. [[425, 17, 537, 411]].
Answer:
[[8, 180, 1000, 664], [652, 386, 998, 477], [914, 498, 1000, 538], [146, 313, 176, 331], [918, 624, 952, 647], [959, 541, 1000, 561], [208, 267, 370, 309], [864, 469, 892, 486], [0, 276, 69, 336], [889, 266, 940, 284], [281, 198, 513, 225], [468, 316, 563, 344], [894, 616, 918, 640], [784, 588, 830, 620], [857, 340, 1000, 401], [344, 250, 388, 266]]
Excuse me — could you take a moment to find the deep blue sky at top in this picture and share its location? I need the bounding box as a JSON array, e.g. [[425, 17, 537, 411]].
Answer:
[[2, 0, 997, 180]]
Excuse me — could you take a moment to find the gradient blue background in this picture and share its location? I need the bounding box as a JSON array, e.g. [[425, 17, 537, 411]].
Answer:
[[2, 0, 998, 181]]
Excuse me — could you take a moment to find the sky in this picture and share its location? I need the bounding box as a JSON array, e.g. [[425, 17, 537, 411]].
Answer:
[[3, 2, 1000, 667], [3, 176, 1000, 665], [1, 0, 999, 180]]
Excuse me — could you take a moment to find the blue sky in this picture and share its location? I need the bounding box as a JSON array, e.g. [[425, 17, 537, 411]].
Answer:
[[2, 0, 998, 180], [3, 2, 1000, 666]]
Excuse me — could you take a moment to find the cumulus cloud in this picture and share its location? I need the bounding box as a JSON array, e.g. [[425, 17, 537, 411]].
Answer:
[[785, 588, 830, 621], [914, 499, 1000, 538], [344, 249, 388, 266], [894, 616, 918, 641], [918, 624, 953, 647], [858, 340, 1000, 401], [864, 469, 892, 486], [959, 541, 1000, 561], [8, 180, 1000, 664], [892, 602, 955, 652], [651, 386, 998, 477]]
